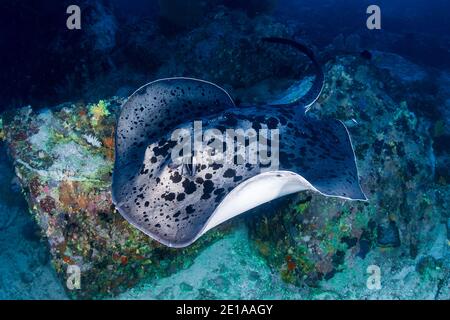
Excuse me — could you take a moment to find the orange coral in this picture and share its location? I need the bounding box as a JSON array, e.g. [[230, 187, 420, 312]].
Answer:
[[59, 180, 90, 212], [102, 135, 115, 161], [63, 256, 73, 264], [103, 136, 114, 149], [287, 261, 297, 271], [285, 255, 296, 271], [59, 181, 75, 207]]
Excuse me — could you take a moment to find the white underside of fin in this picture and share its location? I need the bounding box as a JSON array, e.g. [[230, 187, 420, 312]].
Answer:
[[199, 171, 317, 237]]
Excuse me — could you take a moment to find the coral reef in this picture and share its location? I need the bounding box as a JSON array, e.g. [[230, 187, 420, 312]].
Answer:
[[1, 100, 231, 299], [247, 54, 449, 292], [120, 222, 449, 300]]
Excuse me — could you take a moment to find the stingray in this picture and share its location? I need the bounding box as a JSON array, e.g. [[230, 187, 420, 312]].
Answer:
[[112, 38, 367, 248]]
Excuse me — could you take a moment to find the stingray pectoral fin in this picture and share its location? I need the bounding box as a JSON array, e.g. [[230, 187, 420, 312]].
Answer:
[[115, 77, 234, 165], [201, 171, 313, 234], [195, 119, 367, 244], [197, 169, 366, 242], [113, 77, 235, 206], [112, 77, 367, 248]]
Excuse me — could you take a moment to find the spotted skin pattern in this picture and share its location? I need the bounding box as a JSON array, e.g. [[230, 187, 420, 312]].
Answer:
[[112, 39, 366, 247], [113, 78, 366, 247]]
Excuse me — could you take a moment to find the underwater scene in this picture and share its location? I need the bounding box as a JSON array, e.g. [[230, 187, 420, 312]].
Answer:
[[0, 0, 448, 301]]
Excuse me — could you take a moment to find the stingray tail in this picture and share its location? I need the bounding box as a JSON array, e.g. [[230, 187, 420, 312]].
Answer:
[[262, 37, 324, 112]]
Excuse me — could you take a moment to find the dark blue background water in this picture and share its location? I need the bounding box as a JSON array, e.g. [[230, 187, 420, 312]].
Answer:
[[0, 0, 448, 112]]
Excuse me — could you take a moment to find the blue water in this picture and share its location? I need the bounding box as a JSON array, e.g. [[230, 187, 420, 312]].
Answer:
[[0, 143, 66, 299], [1, 0, 449, 111]]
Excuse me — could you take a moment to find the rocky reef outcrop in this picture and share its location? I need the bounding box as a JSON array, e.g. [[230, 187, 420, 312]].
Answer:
[[247, 55, 449, 296], [0, 100, 232, 299]]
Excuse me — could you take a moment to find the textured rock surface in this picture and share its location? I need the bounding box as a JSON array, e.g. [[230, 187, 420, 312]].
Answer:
[[0, 100, 230, 299], [247, 55, 449, 292], [120, 222, 449, 300], [120, 225, 308, 300]]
